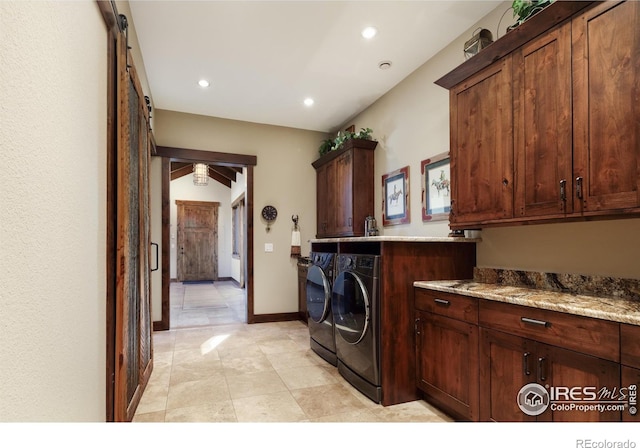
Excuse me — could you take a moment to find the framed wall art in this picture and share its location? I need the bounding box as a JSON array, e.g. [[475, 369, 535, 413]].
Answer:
[[382, 165, 410, 226], [421, 152, 451, 221]]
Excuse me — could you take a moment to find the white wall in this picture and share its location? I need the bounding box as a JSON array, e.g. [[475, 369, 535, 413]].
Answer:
[[230, 169, 247, 283], [0, 1, 107, 421], [154, 110, 325, 314], [342, 2, 640, 280], [169, 173, 234, 280], [150, 157, 163, 322]]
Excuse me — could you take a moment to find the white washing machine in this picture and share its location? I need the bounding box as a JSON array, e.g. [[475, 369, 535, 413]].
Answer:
[[306, 252, 337, 366]]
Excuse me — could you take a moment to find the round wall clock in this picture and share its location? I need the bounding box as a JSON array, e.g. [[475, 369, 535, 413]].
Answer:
[[261, 205, 278, 231]]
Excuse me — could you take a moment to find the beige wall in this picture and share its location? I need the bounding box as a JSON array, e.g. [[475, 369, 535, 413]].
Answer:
[[341, 2, 640, 280], [0, 1, 107, 420], [153, 110, 326, 314]]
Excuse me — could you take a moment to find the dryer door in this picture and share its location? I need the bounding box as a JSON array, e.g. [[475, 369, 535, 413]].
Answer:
[[332, 271, 370, 344], [306, 265, 331, 323]]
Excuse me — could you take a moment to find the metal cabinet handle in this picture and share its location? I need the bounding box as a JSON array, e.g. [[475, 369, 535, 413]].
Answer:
[[521, 317, 550, 328], [523, 352, 531, 376], [415, 318, 421, 335], [538, 357, 547, 382], [151, 242, 159, 272], [576, 176, 583, 199], [560, 179, 567, 202], [434, 298, 451, 307]]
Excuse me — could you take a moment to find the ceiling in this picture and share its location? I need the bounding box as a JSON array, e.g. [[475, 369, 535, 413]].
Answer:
[[128, 1, 503, 133]]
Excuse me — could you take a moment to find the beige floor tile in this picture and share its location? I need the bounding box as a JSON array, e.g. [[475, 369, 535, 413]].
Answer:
[[132, 411, 166, 422], [217, 341, 265, 360], [221, 354, 274, 376], [232, 391, 307, 422], [164, 401, 237, 422], [266, 348, 323, 370], [291, 383, 369, 419], [172, 347, 221, 364], [309, 409, 382, 422], [369, 400, 453, 422], [258, 337, 307, 355], [226, 369, 288, 399], [135, 383, 169, 415], [170, 359, 224, 385], [166, 375, 231, 410], [276, 364, 339, 390]]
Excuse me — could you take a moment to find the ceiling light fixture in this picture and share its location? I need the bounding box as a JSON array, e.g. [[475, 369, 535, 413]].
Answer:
[[378, 61, 392, 70], [361, 26, 378, 39], [304, 98, 314, 107], [193, 163, 209, 186], [198, 79, 210, 88]]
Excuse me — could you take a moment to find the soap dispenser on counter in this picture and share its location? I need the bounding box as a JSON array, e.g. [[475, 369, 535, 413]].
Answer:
[[364, 215, 379, 236]]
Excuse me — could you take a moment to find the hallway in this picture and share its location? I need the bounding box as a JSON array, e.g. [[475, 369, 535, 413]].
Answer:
[[133, 283, 452, 422]]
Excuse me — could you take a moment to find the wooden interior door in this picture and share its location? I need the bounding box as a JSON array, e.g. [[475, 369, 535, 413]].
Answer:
[[114, 32, 153, 422], [177, 201, 219, 281]]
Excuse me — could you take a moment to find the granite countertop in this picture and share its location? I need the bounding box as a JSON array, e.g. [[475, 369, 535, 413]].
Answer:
[[414, 269, 640, 326], [310, 236, 480, 243]]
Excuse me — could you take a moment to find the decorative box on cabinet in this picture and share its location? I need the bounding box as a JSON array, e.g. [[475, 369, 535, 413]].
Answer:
[[414, 289, 479, 421], [312, 139, 376, 238], [437, 0, 640, 230]]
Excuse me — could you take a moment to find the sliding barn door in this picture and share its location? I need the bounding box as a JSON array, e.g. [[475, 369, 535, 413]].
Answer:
[[114, 32, 153, 421]]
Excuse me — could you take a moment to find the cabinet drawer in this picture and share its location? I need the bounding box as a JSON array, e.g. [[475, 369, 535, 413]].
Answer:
[[415, 289, 478, 324], [621, 324, 640, 369], [479, 300, 619, 362]]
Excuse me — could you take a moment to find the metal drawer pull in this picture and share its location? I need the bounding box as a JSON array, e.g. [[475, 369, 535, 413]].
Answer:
[[523, 352, 531, 376], [521, 317, 550, 328], [434, 298, 451, 307], [538, 357, 547, 382]]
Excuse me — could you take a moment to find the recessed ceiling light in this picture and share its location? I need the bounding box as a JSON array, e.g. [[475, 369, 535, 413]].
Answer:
[[378, 61, 392, 70], [361, 26, 377, 39], [198, 79, 210, 88], [304, 98, 314, 107]]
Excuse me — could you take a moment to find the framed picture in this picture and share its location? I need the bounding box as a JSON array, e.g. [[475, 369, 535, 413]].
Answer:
[[421, 152, 451, 221], [382, 166, 410, 226]]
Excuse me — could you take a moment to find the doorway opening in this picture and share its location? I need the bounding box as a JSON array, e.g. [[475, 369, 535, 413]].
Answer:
[[153, 146, 257, 331]]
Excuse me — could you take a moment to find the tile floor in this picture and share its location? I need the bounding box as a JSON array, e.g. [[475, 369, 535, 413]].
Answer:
[[133, 281, 453, 423]]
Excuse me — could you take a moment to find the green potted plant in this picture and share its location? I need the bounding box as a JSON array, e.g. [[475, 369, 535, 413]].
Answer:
[[318, 127, 375, 156], [511, 0, 553, 27]]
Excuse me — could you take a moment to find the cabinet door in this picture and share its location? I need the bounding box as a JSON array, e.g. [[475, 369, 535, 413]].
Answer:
[[514, 21, 573, 218], [416, 311, 479, 421], [450, 57, 514, 227], [479, 329, 535, 422], [572, 0, 640, 213], [315, 162, 334, 237], [537, 343, 621, 422], [333, 150, 354, 235]]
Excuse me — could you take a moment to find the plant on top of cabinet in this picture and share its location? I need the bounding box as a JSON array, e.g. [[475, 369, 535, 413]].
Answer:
[[318, 127, 375, 156], [511, 0, 554, 28]]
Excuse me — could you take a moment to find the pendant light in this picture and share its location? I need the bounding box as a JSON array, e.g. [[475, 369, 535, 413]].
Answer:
[[193, 163, 209, 186]]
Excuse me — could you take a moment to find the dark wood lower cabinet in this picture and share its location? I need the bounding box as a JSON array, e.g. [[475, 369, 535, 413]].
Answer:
[[416, 311, 479, 421], [414, 289, 634, 422], [479, 328, 621, 422]]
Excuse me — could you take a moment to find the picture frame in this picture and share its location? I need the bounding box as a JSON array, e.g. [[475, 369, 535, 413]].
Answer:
[[382, 166, 410, 226], [421, 152, 451, 221]]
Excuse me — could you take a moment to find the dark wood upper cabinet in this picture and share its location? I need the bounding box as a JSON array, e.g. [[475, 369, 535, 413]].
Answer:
[[572, 1, 640, 214], [312, 139, 376, 238], [449, 57, 514, 226], [440, 0, 640, 229]]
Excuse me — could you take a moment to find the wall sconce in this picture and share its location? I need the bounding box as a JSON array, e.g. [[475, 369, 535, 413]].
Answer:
[[193, 163, 209, 186], [464, 28, 493, 60]]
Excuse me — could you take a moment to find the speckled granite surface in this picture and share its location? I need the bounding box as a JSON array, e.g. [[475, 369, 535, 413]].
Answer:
[[414, 268, 640, 326]]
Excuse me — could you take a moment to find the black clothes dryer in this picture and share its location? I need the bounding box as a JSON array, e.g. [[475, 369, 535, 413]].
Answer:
[[332, 253, 381, 403], [306, 252, 337, 366]]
